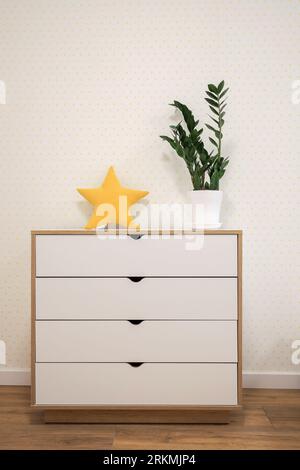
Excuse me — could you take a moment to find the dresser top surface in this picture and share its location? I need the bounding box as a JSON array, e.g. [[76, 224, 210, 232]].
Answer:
[[31, 229, 242, 236]]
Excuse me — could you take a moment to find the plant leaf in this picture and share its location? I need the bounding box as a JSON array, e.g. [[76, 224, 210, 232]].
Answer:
[[205, 98, 219, 107], [160, 135, 173, 143], [209, 170, 220, 190], [209, 137, 218, 147], [206, 91, 218, 100], [209, 116, 220, 125], [199, 151, 208, 165], [217, 80, 225, 93], [160, 135, 184, 157], [208, 84, 218, 94], [209, 106, 219, 116], [219, 87, 229, 99], [205, 123, 218, 133], [170, 101, 197, 133]]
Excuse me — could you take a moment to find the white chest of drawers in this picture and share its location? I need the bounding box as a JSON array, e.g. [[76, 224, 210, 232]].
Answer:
[[31, 229, 242, 423]]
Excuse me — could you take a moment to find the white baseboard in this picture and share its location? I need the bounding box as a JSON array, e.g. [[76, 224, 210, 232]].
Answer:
[[243, 371, 300, 389], [0, 368, 31, 385], [0, 368, 299, 389]]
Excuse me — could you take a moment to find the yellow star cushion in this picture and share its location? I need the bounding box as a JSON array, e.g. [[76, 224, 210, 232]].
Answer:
[[77, 166, 149, 229]]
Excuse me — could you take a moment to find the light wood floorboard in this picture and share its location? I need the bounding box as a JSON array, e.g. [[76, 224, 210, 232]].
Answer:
[[0, 387, 299, 450]]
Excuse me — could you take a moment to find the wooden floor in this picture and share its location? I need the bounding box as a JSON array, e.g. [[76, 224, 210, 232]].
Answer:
[[0, 387, 300, 449]]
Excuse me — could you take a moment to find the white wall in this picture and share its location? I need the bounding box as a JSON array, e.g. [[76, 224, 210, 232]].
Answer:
[[0, 0, 299, 381]]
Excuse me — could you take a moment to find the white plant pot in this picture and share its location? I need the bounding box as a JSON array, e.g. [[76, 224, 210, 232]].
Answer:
[[188, 190, 223, 229]]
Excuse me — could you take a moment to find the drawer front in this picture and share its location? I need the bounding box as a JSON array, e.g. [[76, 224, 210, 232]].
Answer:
[[36, 320, 237, 363], [35, 234, 237, 277], [36, 277, 237, 320], [35, 363, 237, 405]]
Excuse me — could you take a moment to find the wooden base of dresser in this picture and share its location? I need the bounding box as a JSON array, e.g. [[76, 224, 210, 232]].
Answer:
[[44, 409, 233, 424]]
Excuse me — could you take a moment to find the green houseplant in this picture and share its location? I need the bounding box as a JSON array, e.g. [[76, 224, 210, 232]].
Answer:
[[160, 80, 229, 227]]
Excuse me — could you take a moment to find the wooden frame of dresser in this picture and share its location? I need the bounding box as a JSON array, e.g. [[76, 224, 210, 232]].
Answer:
[[31, 229, 242, 423]]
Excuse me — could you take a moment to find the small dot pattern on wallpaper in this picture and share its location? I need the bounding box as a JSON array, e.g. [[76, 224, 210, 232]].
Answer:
[[0, 0, 299, 372]]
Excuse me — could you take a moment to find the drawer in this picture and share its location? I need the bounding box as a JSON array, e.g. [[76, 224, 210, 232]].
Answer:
[[35, 320, 237, 363], [35, 234, 237, 277], [36, 277, 237, 320], [35, 363, 237, 405]]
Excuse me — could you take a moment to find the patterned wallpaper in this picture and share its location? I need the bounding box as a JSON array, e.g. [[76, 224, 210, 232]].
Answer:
[[0, 0, 299, 372]]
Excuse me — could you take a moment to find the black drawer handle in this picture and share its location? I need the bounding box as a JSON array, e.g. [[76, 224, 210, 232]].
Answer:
[[128, 362, 144, 368], [128, 277, 144, 283], [128, 234, 144, 240], [128, 320, 144, 325]]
